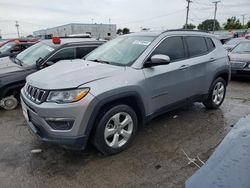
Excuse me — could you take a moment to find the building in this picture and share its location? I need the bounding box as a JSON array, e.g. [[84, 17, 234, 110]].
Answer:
[[33, 23, 117, 39]]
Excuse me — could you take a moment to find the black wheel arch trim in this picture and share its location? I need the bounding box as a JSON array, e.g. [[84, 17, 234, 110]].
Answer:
[[0, 82, 25, 99], [83, 91, 146, 144]]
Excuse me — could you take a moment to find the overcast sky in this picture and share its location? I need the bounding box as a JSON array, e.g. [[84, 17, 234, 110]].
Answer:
[[0, 0, 249, 38]]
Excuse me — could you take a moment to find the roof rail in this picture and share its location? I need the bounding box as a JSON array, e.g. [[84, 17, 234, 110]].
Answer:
[[162, 29, 210, 34]]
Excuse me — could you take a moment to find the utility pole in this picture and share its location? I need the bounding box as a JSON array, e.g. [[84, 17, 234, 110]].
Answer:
[[212, 1, 220, 33], [15, 21, 20, 38], [185, 0, 192, 29], [241, 14, 246, 26]]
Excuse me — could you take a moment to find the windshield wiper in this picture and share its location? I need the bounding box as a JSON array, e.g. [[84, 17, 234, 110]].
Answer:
[[14, 57, 23, 66], [90, 59, 111, 64]]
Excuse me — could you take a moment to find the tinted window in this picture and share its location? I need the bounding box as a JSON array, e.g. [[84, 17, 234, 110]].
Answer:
[[185, 36, 208, 57], [151, 36, 186, 61], [76, 46, 97, 59], [49, 48, 76, 63], [205, 38, 215, 52]]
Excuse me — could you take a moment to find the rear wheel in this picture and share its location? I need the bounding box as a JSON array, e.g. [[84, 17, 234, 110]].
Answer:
[[203, 77, 226, 109], [92, 104, 138, 155]]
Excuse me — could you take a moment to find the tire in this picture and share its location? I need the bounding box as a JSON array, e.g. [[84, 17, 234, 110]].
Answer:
[[92, 104, 138, 155], [0, 95, 18, 110], [203, 77, 226, 109]]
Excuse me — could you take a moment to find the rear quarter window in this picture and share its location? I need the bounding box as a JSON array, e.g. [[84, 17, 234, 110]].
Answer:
[[205, 37, 215, 52], [185, 36, 208, 57]]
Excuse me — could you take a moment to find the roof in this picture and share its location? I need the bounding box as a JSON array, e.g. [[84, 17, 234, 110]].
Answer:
[[41, 38, 105, 48], [124, 30, 216, 38]]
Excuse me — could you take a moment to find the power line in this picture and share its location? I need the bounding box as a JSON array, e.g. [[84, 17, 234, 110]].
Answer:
[[185, 0, 192, 29], [119, 9, 185, 25]]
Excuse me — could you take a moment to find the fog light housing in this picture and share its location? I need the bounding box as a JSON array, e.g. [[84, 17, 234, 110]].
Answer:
[[46, 118, 74, 130]]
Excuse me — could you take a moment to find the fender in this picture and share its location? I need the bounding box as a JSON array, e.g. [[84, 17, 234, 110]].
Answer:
[[0, 82, 25, 100], [83, 91, 146, 142]]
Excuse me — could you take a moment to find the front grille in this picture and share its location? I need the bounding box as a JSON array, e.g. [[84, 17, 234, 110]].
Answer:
[[231, 61, 247, 69], [25, 84, 47, 104]]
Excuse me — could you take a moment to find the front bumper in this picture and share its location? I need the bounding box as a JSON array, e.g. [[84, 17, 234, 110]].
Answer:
[[20, 88, 96, 147]]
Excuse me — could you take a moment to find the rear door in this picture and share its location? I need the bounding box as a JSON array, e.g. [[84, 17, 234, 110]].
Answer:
[[184, 36, 213, 97]]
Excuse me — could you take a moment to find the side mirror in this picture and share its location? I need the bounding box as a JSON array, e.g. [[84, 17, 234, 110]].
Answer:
[[145, 54, 171, 67]]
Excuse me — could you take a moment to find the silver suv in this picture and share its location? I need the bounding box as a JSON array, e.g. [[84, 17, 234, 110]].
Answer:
[[21, 30, 230, 155]]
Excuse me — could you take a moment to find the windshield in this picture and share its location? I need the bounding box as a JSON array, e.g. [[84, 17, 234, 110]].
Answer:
[[0, 42, 15, 53], [231, 42, 250, 53], [16, 42, 55, 66], [85, 36, 155, 66], [225, 38, 243, 45]]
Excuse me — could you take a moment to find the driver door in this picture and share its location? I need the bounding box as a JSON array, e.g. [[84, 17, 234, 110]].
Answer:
[[143, 36, 192, 114]]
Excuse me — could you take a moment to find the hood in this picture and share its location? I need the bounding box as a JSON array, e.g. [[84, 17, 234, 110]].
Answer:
[[229, 53, 250, 62], [27, 59, 125, 90], [0, 57, 24, 75]]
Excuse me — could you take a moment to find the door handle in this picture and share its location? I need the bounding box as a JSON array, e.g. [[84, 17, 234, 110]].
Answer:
[[179, 64, 189, 70], [209, 57, 215, 62]]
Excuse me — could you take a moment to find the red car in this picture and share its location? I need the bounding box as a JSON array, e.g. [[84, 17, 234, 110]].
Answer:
[[0, 38, 38, 47]]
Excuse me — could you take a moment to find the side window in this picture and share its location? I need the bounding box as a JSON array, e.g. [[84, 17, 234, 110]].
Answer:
[[205, 37, 215, 52], [185, 36, 208, 57], [48, 48, 76, 63], [151, 36, 186, 62], [76, 46, 97, 59]]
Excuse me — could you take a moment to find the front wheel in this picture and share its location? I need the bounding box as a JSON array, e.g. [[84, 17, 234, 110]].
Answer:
[[92, 104, 138, 155], [203, 77, 226, 109]]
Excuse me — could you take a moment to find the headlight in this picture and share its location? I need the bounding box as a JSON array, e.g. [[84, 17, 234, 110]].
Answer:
[[46, 88, 90, 103]]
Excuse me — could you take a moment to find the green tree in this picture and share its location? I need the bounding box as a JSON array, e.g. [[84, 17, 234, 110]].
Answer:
[[182, 23, 196, 30], [247, 20, 250, 29], [197, 19, 220, 31], [117, 28, 123, 34], [122, 28, 130, 34], [223, 17, 242, 30]]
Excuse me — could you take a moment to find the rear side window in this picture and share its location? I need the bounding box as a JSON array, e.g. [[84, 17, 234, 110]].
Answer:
[[76, 46, 97, 59], [205, 37, 215, 52], [49, 48, 76, 63], [185, 36, 208, 57], [151, 36, 186, 62]]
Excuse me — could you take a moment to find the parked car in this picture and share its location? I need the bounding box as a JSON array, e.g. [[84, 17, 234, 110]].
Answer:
[[0, 40, 36, 58], [0, 37, 105, 110], [0, 39, 8, 47], [229, 40, 250, 78], [21, 30, 230, 155], [186, 115, 250, 188], [0, 38, 38, 47], [223, 37, 247, 51]]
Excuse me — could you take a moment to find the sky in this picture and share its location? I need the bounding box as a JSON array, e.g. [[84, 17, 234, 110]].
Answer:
[[0, 0, 249, 38]]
